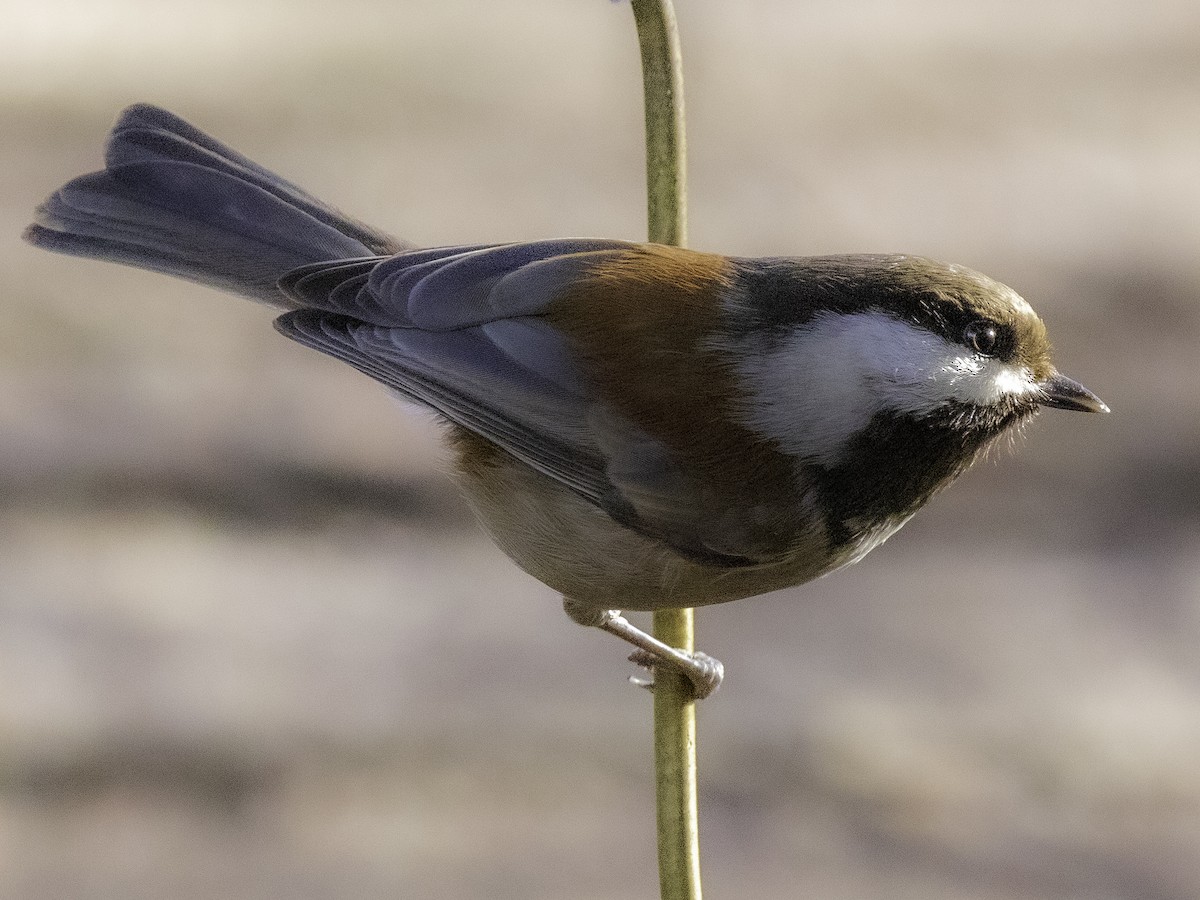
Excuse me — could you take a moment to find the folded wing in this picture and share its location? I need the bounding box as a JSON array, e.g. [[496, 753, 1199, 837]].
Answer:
[[276, 241, 782, 567]]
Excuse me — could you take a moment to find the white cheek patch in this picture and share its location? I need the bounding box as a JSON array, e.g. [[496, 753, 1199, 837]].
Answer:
[[917, 349, 1038, 408], [729, 311, 1038, 464]]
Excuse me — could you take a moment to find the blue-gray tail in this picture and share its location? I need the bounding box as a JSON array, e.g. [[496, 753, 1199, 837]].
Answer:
[[24, 104, 409, 307]]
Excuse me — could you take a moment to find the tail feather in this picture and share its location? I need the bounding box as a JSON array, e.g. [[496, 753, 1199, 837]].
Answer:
[[25, 104, 409, 306]]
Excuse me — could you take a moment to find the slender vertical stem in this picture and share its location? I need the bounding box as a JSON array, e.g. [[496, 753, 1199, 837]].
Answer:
[[629, 3, 701, 899], [651, 608, 701, 900], [631, 0, 688, 248]]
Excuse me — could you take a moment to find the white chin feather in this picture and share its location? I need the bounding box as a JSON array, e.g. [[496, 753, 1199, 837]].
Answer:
[[731, 311, 1037, 464]]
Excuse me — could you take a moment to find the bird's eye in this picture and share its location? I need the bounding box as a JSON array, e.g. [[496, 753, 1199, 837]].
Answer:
[[964, 320, 1000, 356]]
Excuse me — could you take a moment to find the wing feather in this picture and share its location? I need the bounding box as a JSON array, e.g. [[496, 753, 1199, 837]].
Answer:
[[273, 241, 778, 567]]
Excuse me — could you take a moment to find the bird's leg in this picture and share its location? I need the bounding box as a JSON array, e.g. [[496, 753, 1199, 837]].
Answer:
[[562, 598, 724, 699]]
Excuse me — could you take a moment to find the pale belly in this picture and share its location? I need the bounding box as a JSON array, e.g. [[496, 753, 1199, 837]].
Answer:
[[452, 444, 855, 612]]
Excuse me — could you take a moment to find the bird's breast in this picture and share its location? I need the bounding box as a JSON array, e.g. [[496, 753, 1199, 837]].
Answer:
[[448, 428, 835, 610]]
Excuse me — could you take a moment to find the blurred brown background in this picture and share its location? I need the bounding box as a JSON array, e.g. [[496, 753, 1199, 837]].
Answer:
[[3, 1, 1198, 897]]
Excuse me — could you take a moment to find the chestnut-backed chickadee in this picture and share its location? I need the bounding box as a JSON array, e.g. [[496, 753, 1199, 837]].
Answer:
[[26, 105, 1108, 697]]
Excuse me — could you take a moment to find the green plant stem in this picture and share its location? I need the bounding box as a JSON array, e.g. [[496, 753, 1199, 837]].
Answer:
[[651, 608, 701, 900], [631, 0, 687, 248], [630, 3, 701, 899]]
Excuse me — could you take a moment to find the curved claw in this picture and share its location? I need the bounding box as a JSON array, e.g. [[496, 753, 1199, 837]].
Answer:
[[564, 599, 726, 699], [629, 648, 725, 700]]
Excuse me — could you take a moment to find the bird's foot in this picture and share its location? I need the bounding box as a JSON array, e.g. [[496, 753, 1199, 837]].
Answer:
[[563, 599, 724, 700], [628, 648, 725, 699]]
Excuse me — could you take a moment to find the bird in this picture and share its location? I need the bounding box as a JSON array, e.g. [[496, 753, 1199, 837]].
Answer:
[[25, 104, 1108, 698]]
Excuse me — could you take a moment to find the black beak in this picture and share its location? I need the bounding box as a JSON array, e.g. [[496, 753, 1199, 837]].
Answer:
[[1037, 372, 1110, 414]]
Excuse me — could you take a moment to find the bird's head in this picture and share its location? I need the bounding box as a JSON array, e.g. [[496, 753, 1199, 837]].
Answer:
[[725, 254, 1108, 468]]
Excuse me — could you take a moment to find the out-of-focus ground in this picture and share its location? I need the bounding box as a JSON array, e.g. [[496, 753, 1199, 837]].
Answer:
[[2, 1, 1199, 897]]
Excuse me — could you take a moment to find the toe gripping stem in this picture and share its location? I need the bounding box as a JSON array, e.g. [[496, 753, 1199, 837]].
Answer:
[[564, 600, 724, 700]]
